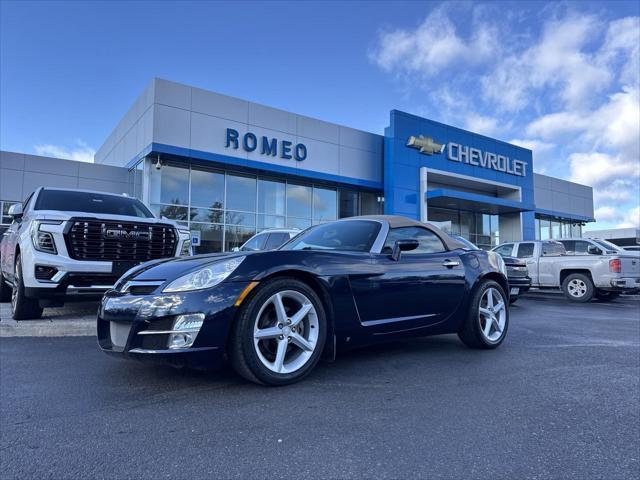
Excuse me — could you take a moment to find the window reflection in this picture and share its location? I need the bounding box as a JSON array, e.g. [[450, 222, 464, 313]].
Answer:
[[227, 174, 256, 212], [191, 223, 223, 254], [150, 165, 189, 205], [313, 187, 337, 222], [287, 183, 312, 219], [258, 179, 285, 215], [258, 214, 286, 229], [191, 168, 224, 209], [224, 225, 255, 251]]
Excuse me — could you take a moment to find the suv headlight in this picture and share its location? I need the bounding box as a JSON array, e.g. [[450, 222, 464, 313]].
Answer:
[[31, 220, 61, 254], [163, 257, 245, 293]]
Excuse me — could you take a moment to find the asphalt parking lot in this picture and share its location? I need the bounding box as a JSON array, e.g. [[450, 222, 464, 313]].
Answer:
[[1, 294, 639, 479]]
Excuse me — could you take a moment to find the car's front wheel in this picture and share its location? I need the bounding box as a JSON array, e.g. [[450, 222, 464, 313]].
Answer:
[[229, 277, 326, 385], [458, 279, 509, 349], [11, 254, 44, 320]]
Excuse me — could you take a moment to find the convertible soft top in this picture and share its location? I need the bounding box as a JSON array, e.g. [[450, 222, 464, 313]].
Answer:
[[347, 215, 467, 251]]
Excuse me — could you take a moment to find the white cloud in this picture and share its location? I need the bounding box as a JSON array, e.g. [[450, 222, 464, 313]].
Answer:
[[464, 114, 500, 137], [509, 138, 556, 173], [369, 4, 499, 77], [34, 140, 95, 163], [594, 206, 619, 222], [568, 152, 639, 189], [618, 206, 640, 228]]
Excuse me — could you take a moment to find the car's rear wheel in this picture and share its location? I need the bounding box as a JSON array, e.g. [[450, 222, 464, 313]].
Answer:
[[458, 280, 508, 349], [595, 290, 620, 302], [11, 254, 43, 320], [229, 277, 326, 385], [562, 273, 594, 302], [0, 266, 11, 303]]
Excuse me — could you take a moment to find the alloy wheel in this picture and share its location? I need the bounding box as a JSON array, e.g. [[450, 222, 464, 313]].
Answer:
[[253, 290, 319, 374], [11, 258, 19, 314], [478, 287, 506, 343], [567, 279, 587, 298]]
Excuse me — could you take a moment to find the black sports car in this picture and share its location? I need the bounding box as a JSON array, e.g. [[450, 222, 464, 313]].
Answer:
[[98, 216, 510, 385]]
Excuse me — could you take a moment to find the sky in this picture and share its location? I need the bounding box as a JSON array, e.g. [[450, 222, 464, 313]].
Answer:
[[1, 0, 638, 230]]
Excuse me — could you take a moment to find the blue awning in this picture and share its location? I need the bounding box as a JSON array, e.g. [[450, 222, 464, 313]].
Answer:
[[426, 189, 535, 215]]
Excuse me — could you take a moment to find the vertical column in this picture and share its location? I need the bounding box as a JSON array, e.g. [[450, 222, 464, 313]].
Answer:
[[419, 167, 428, 222]]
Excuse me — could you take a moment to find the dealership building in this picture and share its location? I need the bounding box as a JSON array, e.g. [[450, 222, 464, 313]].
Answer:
[[0, 78, 595, 252]]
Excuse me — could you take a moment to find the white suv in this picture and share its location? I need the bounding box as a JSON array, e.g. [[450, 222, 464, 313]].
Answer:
[[0, 188, 191, 319]]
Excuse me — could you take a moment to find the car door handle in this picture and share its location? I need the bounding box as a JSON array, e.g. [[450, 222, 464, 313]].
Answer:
[[442, 259, 460, 268]]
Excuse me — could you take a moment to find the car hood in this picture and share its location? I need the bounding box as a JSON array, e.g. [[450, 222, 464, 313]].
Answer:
[[125, 252, 248, 282], [33, 210, 181, 228]]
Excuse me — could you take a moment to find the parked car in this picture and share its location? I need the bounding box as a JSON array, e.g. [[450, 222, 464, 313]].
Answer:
[[0, 187, 191, 319], [233, 228, 299, 252], [491, 240, 640, 302], [98, 215, 510, 385], [452, 235, 531, 304]]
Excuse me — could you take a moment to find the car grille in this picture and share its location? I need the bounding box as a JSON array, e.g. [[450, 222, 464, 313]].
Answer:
[[506, 266, 528, 277], [65, 220, 177, 261]]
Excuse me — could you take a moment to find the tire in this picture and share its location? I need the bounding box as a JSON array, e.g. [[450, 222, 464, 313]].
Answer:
[[562, 273, 594, 303], [11, 254, 44, 320], [0, 268, 11, 303], [229, 277, 326, 386], [458, 280, 509, 349], [595, 290, 620, 302]]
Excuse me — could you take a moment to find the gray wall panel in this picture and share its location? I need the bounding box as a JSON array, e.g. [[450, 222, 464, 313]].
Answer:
[[0, 151, 25, 171], [0, 168, 25, 201]]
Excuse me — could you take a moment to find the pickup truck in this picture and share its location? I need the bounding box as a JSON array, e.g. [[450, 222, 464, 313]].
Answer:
[[0, 187, 191, 319], [492, 239, 640, 302]]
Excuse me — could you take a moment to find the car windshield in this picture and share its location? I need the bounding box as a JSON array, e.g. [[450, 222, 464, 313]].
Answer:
[[592, 239, 621, 254], [452, 235, 479, 250], [35, 190, 154, 218], [281, 220, 380, 252]]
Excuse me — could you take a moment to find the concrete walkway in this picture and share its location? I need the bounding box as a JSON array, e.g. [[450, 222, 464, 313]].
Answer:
[[0, 301, 97, 337]]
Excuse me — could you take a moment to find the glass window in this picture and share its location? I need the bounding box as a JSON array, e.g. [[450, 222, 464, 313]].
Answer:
[[191, 224, 223, 254], [258, 214, 285, 229], [540, 219, 551, 240], [535, 217, 541, 240], [286, 217, 311, 230], [360, 191, 382, 215], [493, 244, 514, 257], [224, 225, 256, 252], [191, 168, 224, 209], [227, 174, 256, 212], [240, 233, 268, 251], [264, 232, 291, 250], [150, 165, 189, 205], [313, 187, 337, 222], [190, 207, 224, 224], [541, 241, 565, 256], [130, 161, 144, 201], [559, 240, 575, 254], [258, 179, 285, 215], [226, 211, 256, 227], [574, 241, 592, 254], [35, 190, 153, 218], [383, 227, 446, 254], [339, 189, 358, 218], [287, 183, 312, 219], [283, 220, 380, 252], [516, 243, 535, 258], [152, 204, 189, 222], [551, 221, 561, 239]]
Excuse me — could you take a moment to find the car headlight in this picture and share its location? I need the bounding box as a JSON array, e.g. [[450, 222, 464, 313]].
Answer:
[[162, 257, 245, 293], [31, 220, 62, 254]]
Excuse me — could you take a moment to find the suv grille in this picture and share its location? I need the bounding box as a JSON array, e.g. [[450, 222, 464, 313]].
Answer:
[[65, 220, 177, 261]]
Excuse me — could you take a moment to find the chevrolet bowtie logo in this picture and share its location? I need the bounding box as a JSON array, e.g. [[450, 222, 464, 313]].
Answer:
[[407, 135, 445, 155]]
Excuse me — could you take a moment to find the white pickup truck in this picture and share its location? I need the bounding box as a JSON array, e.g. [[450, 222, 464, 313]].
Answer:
[[492, 239, 640, 302]]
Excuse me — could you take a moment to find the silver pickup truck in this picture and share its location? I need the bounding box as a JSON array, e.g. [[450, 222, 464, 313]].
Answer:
[[492, 239, 640, 302]]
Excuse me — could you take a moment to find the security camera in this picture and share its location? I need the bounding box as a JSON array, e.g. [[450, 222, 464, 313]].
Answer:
[[155, 159, 162, 170]]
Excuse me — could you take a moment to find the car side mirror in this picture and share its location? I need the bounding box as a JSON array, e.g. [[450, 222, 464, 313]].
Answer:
[[587, 245, 602, 255], [391, 239, 419, 261], [8, 204, 23, 221]]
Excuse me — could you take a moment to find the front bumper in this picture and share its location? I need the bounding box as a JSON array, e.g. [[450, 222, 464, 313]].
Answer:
[[97, 281, 251, 369], [507, 276, 531, 295]]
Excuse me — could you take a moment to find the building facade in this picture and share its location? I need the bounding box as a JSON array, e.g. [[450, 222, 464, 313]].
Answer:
[[1, 78, 595, 251]]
